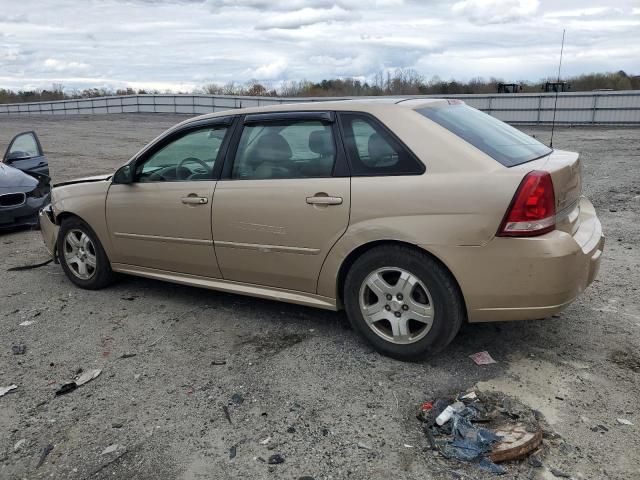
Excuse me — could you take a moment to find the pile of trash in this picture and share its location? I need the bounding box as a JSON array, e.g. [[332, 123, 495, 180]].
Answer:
[[417, 391, 544, 475]]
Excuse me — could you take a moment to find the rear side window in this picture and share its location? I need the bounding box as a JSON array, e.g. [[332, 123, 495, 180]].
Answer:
[[417, 104, 552, 167], [339, 113, 424, 176], [232, 120, 335, 180]]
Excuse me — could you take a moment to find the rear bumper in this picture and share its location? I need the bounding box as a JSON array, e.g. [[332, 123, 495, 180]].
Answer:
[[427, 197, 604, 322], [39, 204, 59, 258]]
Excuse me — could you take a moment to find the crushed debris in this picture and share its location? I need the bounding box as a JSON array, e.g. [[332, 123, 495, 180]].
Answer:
[[11, 344, 26, 355], [56, 369, 102, 396], [616, 418, 634, 426], [36, 443, 54, 468], [102, 444, 120, 455], [7, 258, 53, 271], [417, 390, 545, 475], [0, 384, 18, 397], [469, 351, 497, 365], [267, 453, 285, 465]]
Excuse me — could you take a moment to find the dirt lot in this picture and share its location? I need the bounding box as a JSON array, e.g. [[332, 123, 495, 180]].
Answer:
[[1, 115, 639, 480]]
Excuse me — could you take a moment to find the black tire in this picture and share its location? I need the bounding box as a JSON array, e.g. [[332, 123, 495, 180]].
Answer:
[[344, 245, 465, 360], [57, 216, 114, 290]]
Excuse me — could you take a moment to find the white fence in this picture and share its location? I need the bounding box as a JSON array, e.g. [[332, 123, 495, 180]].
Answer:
[[1, 90, 640, 124]]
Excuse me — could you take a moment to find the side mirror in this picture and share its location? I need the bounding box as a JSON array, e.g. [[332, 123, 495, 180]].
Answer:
[[113, 164, 133, 184], [5, 151, 31, 162]]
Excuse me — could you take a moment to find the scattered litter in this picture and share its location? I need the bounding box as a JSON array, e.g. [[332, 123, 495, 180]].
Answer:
[[436, 401, 465, 426], [211, 360, 227, 366], [76, 369, 101, 386], [617, 418, 634, 426], [11, 344, 26, 355], [460, 392, 477, 401], [0, 384, 18, 397], [550, 467, 571, 478], [121, 295, 138, 301], [7, 258, 53, 271], [357, 442, 372, 450], [55, 369, 102, 396], [222, 405, 232, 424], [55, 383, 77, 396], [469, 351, 497, 365], [112, 422, 124, 429], [229, 445, 237, 459], [119, 353, 137, 359], [231, 393, 244, 405], [36, 443, 54, 468], [19, 320, 34, 326], [528, 455, 543, 468], [417, 390, 545, 475], [489, 424, 543, 462], [403, 444, 414, 448], [420, 401, 433, 412], [101, 444, 120, 455], [259, 436, 271, 445], [13, 439, 26, 452], [267, 453, 285, 465]]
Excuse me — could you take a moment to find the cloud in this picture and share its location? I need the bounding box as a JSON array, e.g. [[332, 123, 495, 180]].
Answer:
[[255, 6, 357, 29], [44, 58, 90, 72], [0, 0, 637, 92], [246, 59, 288, 79], [452, 0, 540, 24]]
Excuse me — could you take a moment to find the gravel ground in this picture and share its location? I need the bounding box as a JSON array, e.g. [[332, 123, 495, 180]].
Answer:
[[0, 115, 639, 480]]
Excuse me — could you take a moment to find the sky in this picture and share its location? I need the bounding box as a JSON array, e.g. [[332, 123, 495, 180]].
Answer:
[[0, 0, 638, 92]]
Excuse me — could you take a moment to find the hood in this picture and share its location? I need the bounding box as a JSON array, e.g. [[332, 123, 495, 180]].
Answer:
[[54, 174, 112, 188], [0, 163, 38, 189]]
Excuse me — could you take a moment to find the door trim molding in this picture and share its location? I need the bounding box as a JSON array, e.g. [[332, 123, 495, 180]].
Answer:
[[214, 240, 320, 255], [114, 232, 213, 246], [111, 263, 338, 310]]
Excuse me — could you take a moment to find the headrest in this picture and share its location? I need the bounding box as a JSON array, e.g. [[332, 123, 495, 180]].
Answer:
[[254, 133, 292, 164], [367, 133, 395, 164], [309, 130, 334, 156]]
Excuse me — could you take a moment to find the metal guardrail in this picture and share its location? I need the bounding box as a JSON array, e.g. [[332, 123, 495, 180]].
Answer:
[[1, 91, 640, 124]]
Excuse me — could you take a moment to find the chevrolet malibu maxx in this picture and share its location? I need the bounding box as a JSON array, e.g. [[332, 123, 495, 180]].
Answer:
[[39, 99, 604, 359]]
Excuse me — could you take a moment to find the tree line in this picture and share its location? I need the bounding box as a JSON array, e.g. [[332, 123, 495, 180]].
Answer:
[[1, 70, 638, 104]]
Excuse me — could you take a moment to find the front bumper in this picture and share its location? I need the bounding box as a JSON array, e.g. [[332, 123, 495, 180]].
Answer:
[[427, 197, 604, 322], [0, 195, 48, 230], [39, 204, 59, 258]]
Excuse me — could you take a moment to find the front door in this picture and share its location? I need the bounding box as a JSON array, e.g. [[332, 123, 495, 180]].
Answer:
[[3, 131, 49, 176], [212, 112, 350, 293], [106, 121, 232, 277]]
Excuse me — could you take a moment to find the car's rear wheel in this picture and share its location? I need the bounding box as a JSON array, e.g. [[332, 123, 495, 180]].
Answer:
[[57, 217, 114, 289], [344, 245, 465, 360]]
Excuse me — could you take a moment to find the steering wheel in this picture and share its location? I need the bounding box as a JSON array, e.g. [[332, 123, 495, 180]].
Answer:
[[176, 157, 210, 180]]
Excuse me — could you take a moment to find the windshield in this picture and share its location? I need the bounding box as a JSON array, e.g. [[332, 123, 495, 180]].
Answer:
[[417, 104, 552, 167]]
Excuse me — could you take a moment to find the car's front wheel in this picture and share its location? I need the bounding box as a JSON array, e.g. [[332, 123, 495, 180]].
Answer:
[[344, 245, 465, 360], [57, 217, 114, 289]]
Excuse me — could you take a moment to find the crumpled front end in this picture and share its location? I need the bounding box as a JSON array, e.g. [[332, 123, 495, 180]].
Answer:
[[39, 204, 59, 258]]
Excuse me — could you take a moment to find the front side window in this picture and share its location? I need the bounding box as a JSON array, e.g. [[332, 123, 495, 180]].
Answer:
[[7, 132, 41, 160], [136, 126, 228, 182], [232, 120, 335, 180], [417, 104, 552, 167], [339, 113, 423, 176]]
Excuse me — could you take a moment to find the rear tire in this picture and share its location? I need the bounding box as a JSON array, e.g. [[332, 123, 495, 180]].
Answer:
[[57, 217, 114, 290], [344, 245, 465, 360]]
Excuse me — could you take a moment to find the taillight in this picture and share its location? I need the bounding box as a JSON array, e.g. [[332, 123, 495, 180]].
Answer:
[[497, 171, 556, 237]]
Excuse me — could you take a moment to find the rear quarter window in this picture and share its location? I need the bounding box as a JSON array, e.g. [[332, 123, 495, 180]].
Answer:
[[417, 104, 551, 167]]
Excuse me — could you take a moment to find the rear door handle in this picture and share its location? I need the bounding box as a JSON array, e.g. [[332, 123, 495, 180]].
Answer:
[[181, 196, 208, 205], [306, 195, 343, 205]]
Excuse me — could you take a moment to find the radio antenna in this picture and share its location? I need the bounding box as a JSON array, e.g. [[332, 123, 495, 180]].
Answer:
[[549, 29, 565, 149]]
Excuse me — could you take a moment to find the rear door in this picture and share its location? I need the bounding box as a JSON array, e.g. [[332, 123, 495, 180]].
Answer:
[[3, 131, 49, 176], [212, 111, 351, 293]]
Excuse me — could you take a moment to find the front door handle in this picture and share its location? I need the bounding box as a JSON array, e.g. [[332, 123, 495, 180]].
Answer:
[[181, 196, 208, 205], [306, 195, 343, 205]]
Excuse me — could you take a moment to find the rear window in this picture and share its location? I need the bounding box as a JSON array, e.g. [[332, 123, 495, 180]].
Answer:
[[417, 104, 552, 167]]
